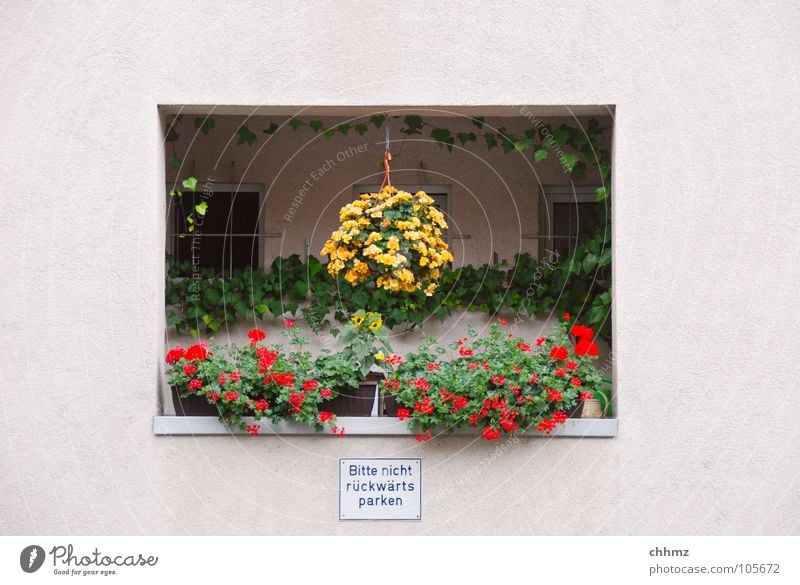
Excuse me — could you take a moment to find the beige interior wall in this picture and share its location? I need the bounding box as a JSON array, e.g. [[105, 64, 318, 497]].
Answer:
[[165, 114, 610, 268]]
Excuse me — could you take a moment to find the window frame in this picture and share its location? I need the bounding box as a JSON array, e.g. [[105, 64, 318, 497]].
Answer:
[[166, 181, 266, 277], [538, 184, 604, 261]]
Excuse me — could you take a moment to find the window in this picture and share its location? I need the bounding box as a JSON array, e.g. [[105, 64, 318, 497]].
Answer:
[[538, 185, 606, 260], [353, 183, 450, 238], [167, 182, 264, 276]]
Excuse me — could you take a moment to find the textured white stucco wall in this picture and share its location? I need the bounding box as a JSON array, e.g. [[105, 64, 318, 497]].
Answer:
[[1, 1, 799, 535]]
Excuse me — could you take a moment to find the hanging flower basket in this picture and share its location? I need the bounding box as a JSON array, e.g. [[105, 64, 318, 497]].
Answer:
[[321, 185, 453, 295]]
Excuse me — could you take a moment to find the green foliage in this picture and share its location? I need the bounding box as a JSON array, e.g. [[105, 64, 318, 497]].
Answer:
[[165, 328, 343, 433], [332, 310, 393, 379], [194, 116, 215, 135], [236, 125, 257, 146], [166, 114, 612, 342], [383, 318, 609, 440], [166, 248, 611, 344]]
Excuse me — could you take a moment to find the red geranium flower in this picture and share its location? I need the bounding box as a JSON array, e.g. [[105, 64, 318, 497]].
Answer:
[[516, 342, 532, 352], [550, 346, 569, 360], [529, 373, 540, 384], [223, 391, 239, 402], [218, 373, 227, 386], [303, 379, 319, 392], [320, 388, 332, 398], [579, 391, 594, 401], [500, 414, 519, 432], [498, 317, 508, 326], [563, 311, 571, 321], [270, 372, 295, 387], [575, 338, 599, 357], [536, 337, 547, 347], [481, 427, 501, 441], [468, 413, 480, 425], [491, 374, 505, 385], [254, 399, 269, 411], [207, 391, 220, 403], [570, 376, 582, 387], [188, 379, 203, 392], [247, 328, 266, 346], [414, 397, 434, 415], [555, 368, 566, 377], [451, 395, 468, 412], [458, 346, 474, 357], [552, 410, 568, 424], [570, 324, 594, 339], [396, 408, 411, 421], [182, 364, 197, 376], [185, 343, 209, 361], [537, 418, 557, 435], [565, 360, 578, 371], [416, 430, 432, 442], [547, 389, 563, 402], [427, 362, 440, 371], [383, 378, 400, 390], [255, 347, 278, 373], [166, 345, 185, 365], [245, 424, 260, 436], [512, 366, 522, 373], [414, 377, 431, 392], [385, 354, 403, 365], [289, 391, 305, 412], [319, 411, 335, 423], [229, 370, 241, 382], [284, 319, 296, 328]]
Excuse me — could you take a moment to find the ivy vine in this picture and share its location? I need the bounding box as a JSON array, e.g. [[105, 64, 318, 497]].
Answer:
[[165, 112, 613, 342]]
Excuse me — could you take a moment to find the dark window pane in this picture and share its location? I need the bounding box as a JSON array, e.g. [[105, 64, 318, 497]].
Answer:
[[553, 201, 602, 257], [170, 190, 260, 273]]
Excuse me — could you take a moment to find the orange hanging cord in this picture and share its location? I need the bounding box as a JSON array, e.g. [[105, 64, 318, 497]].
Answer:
[[381, 152, 392, 189], [380, 118, 392, 189]]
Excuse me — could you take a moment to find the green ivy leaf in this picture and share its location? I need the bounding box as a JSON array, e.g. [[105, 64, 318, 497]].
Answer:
[[236, 125, 257, 146], [514, 138, 534, 152], [194, 116, 215, 135], [534, 148, 549, 163], [371, 115, 386, 128], [354, 123, 369, 136], [561, 152, 580, 172], [182, 177, 198, 192], [262, 122, 279, 135], [484, 133, 498, 150], [402, 115, 423, 135], [337, 123, 351, 135], [457, 132, 477, 146], [170, 153, 182, 169], [322, 128, 336, 139], [472, 116, 485, 129], [288, 119, 303, 131], [309, 120, 324, 133], [552, 128, 570, 147], [431, 128, 454, 152], [195, 201, 208, 217]]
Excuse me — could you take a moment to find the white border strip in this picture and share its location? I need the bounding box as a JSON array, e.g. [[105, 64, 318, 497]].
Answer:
[[153, 416, 617, 437]]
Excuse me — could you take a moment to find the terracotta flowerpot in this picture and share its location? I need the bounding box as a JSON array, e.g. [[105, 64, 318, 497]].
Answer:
[[171, 387, 219, 416]]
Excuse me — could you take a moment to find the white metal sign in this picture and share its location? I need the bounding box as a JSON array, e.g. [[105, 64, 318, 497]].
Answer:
[[339, 458, 422, 521]]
